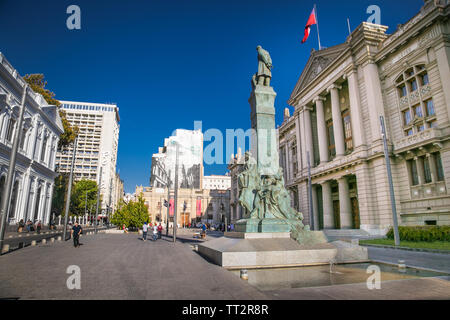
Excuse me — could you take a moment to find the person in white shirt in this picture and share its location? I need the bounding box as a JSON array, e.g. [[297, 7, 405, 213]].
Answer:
[[142, 222, 148, 241], [152, 224, 158, 241]]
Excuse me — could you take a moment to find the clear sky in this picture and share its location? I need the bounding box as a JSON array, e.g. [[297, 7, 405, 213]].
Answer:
[[0, 0, 424, 193]]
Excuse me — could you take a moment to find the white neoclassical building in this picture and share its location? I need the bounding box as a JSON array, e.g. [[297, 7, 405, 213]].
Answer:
[[0, 52, 64, 225], [279, 0, 450, 236]]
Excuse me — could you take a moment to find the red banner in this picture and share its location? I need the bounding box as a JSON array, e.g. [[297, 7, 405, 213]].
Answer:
[[169, 199, 174, 217], [196, 198, 202, 217]]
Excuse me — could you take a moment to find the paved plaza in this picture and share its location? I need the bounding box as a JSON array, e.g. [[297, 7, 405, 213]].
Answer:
[[0, 233, 449, 300]]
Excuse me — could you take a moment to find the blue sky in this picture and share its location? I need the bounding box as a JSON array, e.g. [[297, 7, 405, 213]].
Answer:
[[0, 0, 423, 193]]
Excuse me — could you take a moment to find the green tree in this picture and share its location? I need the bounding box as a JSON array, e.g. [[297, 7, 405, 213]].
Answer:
[[51, 174, 69, 217], [70, 180, 99, 216], [111, 196, 149, 229], [23, 74, 78, 149]]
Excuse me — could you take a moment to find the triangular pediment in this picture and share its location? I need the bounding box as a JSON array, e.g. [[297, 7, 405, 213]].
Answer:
[[289, 43, 348, 104]]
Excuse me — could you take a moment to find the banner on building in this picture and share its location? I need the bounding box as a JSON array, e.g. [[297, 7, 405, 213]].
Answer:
[[169, 198, 174, 217], [196, 197, 202, 217]]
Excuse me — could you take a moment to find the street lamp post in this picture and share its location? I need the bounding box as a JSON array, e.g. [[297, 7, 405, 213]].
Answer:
[[63, 135, 78, 241], [380, 116, 400, 246], [95, 167, 103, 234], [173, 142, 179, 243], [0, 84, 28, 250]]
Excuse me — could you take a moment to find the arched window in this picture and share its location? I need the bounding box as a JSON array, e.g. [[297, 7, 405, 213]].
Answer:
[[8, 180, 19, 219], [6, 117, 16, 142], [40, 135, 48, 162], [0, 175, 6, 205], [34, 186, 42, 221]]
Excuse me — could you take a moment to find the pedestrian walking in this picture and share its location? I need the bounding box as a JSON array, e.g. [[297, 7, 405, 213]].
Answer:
[[26, 220, 32, 232], [142, 222, 148, 241], [36, 220, 42, 234], [152, 224, 158, 241], [157, 223, 162, 239], [17, 219, 25, 233], [71, 221, 82, 248]]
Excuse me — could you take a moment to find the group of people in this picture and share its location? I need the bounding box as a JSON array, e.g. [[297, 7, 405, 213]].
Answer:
[[17, 219, 42, 234], [142, 222, 163, 241]]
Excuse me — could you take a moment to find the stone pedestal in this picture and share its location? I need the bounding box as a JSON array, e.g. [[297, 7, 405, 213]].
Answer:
[[235, 218, 291, 233], [197, 232, 369, 269], [249, 84, 279, 176]]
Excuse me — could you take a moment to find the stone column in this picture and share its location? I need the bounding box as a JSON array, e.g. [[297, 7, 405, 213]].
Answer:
[[321, 181, 334, 229], [294, 111, 303, 172], [415, 157, 425, 185], [311, 185, 320, 231], [363, 62, 385, 143], [328, 84, 345, 157], [314, 96, 329, 164], [338, 177, 352, 229], [427, 153, 438, 183], [434, 43, 450, 123], [346, 69, 365, 148], [303, 106, 315, 166], [299, 110, 307, 171]]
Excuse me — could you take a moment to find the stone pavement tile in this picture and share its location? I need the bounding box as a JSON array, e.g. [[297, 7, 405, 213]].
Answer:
[[266, 277, 450, 300], [0, 233, 268, 300]]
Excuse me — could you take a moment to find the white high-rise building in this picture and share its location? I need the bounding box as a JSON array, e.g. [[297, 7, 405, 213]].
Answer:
[[203, 175, 231, 191], [56, 101, 120, 215]]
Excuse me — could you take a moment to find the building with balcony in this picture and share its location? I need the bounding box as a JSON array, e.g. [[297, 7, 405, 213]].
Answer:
[[279, 0, 449, 235], [55, 101, 120, 216], [0, 52, 64, 225]]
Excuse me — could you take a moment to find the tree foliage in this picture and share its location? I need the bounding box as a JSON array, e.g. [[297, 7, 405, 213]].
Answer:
[[51, 174, 69, 217], [23, 74, 78, 149], [111, 196, 149, 229], [70, 180, 99, 216]]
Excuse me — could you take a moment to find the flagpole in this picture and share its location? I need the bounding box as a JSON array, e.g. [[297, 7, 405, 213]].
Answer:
[[314, 3, 322, 50]]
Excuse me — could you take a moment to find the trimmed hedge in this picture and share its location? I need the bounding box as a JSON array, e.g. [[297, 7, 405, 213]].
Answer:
[[386, 226, 450, 242]]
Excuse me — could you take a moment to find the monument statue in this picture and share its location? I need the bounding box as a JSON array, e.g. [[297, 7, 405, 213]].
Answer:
[[256, 45, 273, 87], [235, 45, 310, 242]]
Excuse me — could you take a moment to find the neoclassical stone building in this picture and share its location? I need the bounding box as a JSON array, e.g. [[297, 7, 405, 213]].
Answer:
[[280, 0, 450, 235], [0, 52, 64, 226]]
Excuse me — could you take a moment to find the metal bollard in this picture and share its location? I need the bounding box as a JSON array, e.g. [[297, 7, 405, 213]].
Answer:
[[240, 269, 249, 281], [57, 236, 62, 241], [1, 244, 10, 254], [398, 260, 406, 273], [51, 238, 55, 243], [31, 240, 37, 246], [41, 239, 47, 245]]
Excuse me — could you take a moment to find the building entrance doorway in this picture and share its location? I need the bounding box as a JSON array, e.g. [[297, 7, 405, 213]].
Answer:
[[351, 198, 360, 229], [181, 213, 190, 227], [333, 200, 340, 229]]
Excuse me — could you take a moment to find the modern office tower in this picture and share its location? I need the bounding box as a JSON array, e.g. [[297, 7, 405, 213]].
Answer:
[[56, 101, 120, 216]]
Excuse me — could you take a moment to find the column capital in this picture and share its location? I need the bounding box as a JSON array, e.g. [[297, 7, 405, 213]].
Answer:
[[327, 84, 342, 93], [313, 96, 326, 104]]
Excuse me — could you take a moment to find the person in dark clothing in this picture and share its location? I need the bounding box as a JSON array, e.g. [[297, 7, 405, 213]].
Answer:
[[36, 220, 42, 234], [71, 222, 82, 248]]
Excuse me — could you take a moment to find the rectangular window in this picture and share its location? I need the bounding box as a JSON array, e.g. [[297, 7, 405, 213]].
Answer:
[[410, 160, 419, 186], [422, 73, 429, 86], [326, 120, 336, 158], [434, 153, 444, 182], [406, 129, 413, 136], [410, 79, 418, 92], [399, 85, 407, 97], [424, 157, 432, 184], [414, 105, 423, 118], [403, 109, 411, 126], [417, 125, 425, 132], [429, 120, 437, 128], [426, 100, 435, 117], [342, 111, 353, 152]]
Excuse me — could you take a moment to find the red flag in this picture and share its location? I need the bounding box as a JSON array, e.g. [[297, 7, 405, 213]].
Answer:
[[301, 8, 317, 44]]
